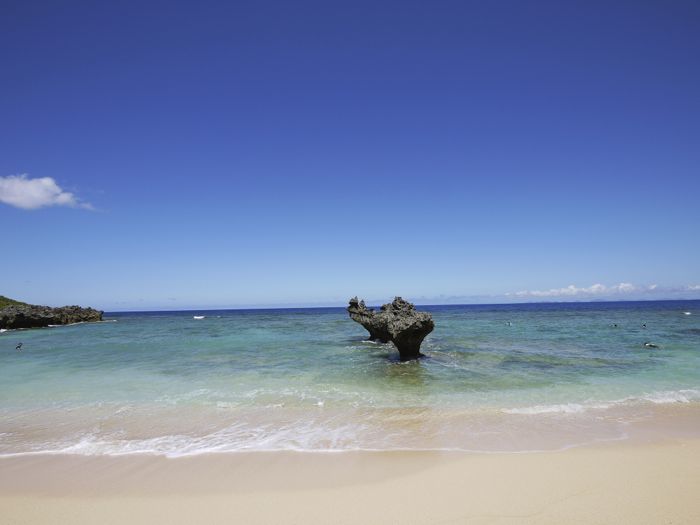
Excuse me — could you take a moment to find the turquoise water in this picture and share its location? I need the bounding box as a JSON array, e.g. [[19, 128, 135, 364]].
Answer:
[[1, 301, 699, 455]]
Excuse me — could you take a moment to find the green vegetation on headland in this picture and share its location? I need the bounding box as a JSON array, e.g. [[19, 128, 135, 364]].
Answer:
[[0, 295, 29, 309]]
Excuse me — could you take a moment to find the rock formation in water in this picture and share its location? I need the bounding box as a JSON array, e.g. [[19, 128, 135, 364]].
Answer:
[[347, 297, 434, 361], [0, 298, 103, 330]]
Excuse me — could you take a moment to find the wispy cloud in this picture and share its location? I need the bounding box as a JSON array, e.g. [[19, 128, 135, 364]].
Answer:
[[0, 174, 93, 210], [507, 283, 667, 298]]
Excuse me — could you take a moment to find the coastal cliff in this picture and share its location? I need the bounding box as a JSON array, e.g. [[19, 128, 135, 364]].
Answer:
[[0, 296, 103, 329], [347, 297, 434, 361]]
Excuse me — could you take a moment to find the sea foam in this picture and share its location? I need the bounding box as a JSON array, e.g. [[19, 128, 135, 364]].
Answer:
[[503, 389, 700, 415]]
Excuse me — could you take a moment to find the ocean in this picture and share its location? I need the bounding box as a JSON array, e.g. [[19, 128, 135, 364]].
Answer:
[[1, 300, 699, 456]]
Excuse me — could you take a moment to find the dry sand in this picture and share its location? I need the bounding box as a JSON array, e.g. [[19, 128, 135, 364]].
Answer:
[[1, 439, 699, 524]]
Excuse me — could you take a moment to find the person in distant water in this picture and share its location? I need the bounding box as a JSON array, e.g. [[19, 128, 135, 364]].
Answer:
[[15, 342, 22, 351], [611, 323, 618, 328], [642, 323, 646, 329], [644, 342, 658, 349]]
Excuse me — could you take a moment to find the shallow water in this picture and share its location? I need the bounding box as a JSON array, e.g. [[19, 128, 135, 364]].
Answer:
[[1, 301, 699, 455]]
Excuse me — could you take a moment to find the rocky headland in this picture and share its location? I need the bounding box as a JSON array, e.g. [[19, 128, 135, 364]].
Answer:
[[347, 297, 434, 361], [0, 296, 103, 329]]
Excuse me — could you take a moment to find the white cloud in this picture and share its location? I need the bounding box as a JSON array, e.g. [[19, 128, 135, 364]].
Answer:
[[612, 282, 636, 293], [0, 174, 93, 210], [509, 282, 644, 298]]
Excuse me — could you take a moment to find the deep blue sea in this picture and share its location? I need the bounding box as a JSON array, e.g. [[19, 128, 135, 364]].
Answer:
[[1, 301, 699, 456]]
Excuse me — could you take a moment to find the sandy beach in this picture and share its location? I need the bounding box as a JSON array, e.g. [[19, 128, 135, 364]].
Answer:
[[1, 439, 699, 524]]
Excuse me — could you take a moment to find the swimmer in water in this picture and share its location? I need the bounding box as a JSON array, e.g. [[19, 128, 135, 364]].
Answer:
[[644, 342, 658, 349], [15, 342, 22, 351]]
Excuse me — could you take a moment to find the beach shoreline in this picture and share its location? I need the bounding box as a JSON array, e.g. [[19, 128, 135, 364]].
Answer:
[[2, 438, 699, 524]]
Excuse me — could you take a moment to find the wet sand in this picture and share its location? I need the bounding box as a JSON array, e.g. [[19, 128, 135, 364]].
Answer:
[[1, 439, 699, 524]]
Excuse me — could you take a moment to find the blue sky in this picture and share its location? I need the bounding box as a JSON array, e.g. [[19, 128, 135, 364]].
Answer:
[[2, 1, 699, 310]]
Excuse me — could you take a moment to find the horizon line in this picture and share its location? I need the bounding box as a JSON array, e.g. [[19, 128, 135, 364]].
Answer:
[[103, 297, 700, 314]]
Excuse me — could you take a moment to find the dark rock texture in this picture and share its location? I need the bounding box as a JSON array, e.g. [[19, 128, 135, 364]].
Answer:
[[347, 297, 434, 361], [0, 304, 103, 329]]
